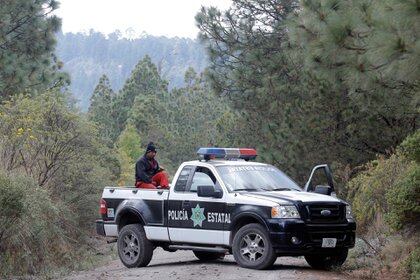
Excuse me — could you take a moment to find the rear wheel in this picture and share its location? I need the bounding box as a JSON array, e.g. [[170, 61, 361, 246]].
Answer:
[[117, 224, 153, 268], [232, 223, 277, 270], [193, 251, 225, 261], [304, 249, 348, 270]]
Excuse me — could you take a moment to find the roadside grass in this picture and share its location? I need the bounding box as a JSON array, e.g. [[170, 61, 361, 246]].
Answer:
[[39, 237, 118, 279], [336, 236, 418, 280]]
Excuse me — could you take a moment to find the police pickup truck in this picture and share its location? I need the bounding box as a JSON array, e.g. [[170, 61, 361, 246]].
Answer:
[[96, 148, 355, 270]]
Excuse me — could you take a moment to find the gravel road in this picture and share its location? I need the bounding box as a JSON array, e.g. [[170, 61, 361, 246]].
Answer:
[[64, 248, 350, 280]]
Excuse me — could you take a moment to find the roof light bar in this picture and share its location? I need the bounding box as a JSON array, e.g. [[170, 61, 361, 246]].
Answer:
[[197, 147, 257, 161]]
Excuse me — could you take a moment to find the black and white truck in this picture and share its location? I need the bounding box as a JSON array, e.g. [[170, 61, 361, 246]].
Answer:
[[96, 148, 356, 270]]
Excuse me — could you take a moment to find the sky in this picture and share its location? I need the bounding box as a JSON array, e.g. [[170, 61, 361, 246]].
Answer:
[[55, 0, 232, 39]]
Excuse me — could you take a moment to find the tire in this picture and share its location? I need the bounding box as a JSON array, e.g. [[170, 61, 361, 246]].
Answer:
[[193, 251, 225, 261], [117, 224, 153, 268], [232, 223, 277, 270], [304, 249, 348, 270]]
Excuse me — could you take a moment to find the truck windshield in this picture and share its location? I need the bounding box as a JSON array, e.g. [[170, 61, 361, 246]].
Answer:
[[216, 165, 301, 192]]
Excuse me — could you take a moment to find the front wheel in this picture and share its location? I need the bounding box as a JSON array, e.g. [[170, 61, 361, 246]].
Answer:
[[304, 249, 348, 270], [117, 224, 154, 268], [232, 223, 277, 270]]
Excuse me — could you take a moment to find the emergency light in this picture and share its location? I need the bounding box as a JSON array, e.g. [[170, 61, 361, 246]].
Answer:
[[197, 147, 257, 161]]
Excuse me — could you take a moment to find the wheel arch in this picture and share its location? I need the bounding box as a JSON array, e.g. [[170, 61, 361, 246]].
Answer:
[[116, 207, 146, 232], [229, 212, 269, 246]]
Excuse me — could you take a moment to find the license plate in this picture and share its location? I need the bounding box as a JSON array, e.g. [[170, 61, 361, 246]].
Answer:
[[322, 238, 337, 248], [107, 208, 115, 218]]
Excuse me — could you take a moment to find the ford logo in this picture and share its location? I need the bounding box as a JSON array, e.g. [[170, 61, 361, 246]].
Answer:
[[321, 209, 331, 216]]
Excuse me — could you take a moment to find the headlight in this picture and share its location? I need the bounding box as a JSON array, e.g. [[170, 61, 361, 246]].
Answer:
[[271, 205, 300, 219], [346, 205, 353, 219]]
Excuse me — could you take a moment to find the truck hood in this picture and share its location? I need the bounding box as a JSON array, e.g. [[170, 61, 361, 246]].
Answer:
[[240, 190, 343, 204]]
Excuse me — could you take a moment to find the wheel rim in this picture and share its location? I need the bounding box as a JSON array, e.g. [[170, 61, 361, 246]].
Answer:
[[121, 231, 140, 263], [240, 233, 265, 262]]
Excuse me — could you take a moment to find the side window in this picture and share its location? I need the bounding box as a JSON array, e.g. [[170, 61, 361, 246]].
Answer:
[[174, 166, 193, 192], [189, 167, 216, 193], [307, 167, 333, 192]]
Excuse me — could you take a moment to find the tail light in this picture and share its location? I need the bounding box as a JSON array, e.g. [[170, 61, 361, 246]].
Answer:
[[99, 198, 107, 215]]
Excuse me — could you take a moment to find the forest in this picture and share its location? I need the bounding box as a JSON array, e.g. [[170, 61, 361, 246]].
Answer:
[[56, 31, 208, 110], [0, 0, 418, 279]]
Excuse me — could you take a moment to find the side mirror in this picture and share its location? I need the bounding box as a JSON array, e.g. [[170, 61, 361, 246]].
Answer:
[[304, 164, 335, 193], [314, 185, 332, 195], [197, 185, 223, 198]]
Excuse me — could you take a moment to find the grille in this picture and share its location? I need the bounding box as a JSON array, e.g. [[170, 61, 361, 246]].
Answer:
[[305, 204, 345, 224]]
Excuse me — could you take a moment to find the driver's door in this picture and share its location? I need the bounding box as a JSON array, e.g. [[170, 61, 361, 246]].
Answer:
[[168, 166, 227, 245]]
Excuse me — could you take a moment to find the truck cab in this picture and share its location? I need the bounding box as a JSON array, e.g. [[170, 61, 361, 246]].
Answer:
[[96, 147, 355, 270]]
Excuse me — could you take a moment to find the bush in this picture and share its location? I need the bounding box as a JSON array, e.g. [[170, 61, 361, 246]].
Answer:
[[405, 248, 420, 280], [346, 154, 407, 234], [385, 164, 420, 230], [400, 130, 420, 163], [346, 130, 420, 234], [0, 92, 117, 277], [385, 131, 420, 231], [0, 171, 78, 276], [0, 171, 26, 252]]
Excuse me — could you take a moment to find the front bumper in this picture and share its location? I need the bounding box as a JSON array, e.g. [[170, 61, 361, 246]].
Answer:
[[267, 219, 356, 255]]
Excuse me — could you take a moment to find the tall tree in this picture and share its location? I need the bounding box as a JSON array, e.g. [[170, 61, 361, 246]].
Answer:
[[114, 55, 168, 134], [196, 0, 324, 181], [196, 0, 419, 182], [116, 123, 142, 186], [88, 75, 118, 144], [288, 0, 419, 167], [0, 0, 68, 99]]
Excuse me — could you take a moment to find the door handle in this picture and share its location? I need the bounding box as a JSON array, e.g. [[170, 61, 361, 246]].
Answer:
[[182, 200, 191, 209]]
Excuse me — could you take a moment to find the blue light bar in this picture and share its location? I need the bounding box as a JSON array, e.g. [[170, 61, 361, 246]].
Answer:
[[197, 147, 257, 161]]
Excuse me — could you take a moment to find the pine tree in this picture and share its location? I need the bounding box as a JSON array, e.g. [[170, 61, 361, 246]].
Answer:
[[114, 55, 168, 134], [288, 0, 419, 164], [0, 0, 68, 99], [196, 0, 419, 182], [116, 124, 142, 186], [88, 75, 118, 144]]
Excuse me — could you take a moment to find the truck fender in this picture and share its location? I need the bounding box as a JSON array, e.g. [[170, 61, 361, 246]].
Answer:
[[228, 208, 270, 245], [115, 199, 152, 230]]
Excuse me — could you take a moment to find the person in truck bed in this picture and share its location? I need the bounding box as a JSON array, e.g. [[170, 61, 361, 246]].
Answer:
[[135, 142, 169, 189]]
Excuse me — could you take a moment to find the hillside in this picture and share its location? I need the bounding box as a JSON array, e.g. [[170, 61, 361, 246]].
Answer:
[[55, 31, 208, 110]]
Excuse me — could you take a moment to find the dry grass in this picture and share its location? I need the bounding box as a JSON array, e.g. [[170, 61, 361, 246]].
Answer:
[[342, 235, 418, 280]]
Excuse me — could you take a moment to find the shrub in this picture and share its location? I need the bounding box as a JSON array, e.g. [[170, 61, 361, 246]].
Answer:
[[385, 164, 420, 231], [346, 154, 408, 234], [0, 91, 117, 277], [0, 171, 78, 276], [400, 130, 420, 163], [404, 247, 420, 280], [346, 130, 420, 234]]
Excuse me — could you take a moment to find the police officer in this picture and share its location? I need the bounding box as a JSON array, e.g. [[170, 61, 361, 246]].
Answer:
[[135, 142, 169, 189]]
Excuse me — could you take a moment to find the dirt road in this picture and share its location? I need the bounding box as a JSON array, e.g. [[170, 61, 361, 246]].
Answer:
[[64, 248, 350, 280]]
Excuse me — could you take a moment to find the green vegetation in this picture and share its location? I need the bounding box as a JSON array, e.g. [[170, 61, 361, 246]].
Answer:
[[89, 58, 233, 176], [56, 31, 208, 109], [0, 0, 418, 278], [195, 0, 418, 278], [347, 131, 420, 234], [0, 92, 116, 276], [196, 0, 418, 184], [116, 124, 142, 186], [405, 248, 420, 280], [0, 0, 68, 99]]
